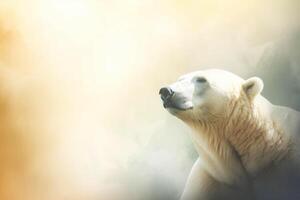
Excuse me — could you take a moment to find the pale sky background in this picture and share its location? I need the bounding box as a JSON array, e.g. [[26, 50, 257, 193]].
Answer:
[[0, 0, 299, 200]]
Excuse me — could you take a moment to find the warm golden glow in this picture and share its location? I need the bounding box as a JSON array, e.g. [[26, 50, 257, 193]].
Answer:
[[0, 0, 299, 199]]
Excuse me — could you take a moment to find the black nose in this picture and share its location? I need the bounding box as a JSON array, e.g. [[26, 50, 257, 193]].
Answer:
[[159, 87, 174, 101]]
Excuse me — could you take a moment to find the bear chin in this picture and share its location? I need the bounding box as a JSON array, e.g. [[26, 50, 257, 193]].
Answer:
[[166, 105, 193, 115]]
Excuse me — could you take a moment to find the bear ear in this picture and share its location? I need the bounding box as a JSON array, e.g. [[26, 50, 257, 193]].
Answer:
[[242, 77, 264, 100]]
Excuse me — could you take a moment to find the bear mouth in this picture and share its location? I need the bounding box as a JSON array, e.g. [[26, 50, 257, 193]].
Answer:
[[163, 101, 193, 111], [159, 88, 193, 111]]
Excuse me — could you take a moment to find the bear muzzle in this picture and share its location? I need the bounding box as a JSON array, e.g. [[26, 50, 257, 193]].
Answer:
[[159, 87, 174, 108], [159, 87, 193, 111]]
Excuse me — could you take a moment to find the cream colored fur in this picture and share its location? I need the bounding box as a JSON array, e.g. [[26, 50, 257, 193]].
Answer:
[[161, 69, 300, 200]]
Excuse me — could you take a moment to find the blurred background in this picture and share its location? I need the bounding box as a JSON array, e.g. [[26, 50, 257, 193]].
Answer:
[[0, 0, 299, 199]]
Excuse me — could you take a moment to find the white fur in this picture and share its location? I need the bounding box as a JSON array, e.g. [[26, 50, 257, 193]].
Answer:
[[162, 69, 300, 200]]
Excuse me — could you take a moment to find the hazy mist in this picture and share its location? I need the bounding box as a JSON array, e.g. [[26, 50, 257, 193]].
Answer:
[[0, 0, 299, 200]]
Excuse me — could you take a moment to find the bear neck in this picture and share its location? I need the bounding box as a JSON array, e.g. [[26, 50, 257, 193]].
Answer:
[[225, 95, 290, 176], [186, 95, 290, 183]]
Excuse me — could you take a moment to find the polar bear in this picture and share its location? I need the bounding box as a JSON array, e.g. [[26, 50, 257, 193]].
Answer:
[[159, 69, 300, 200]]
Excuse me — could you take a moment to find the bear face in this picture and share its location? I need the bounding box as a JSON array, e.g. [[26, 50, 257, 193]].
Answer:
[[159, 69, 263, 124], [159, 69, 276, 177]]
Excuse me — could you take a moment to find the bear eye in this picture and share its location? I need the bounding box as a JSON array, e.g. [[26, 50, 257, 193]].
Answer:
[[194, 77, 207, 83]]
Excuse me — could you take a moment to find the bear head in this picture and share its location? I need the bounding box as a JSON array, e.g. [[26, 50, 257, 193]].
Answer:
[[159, 69, 263, 124]]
